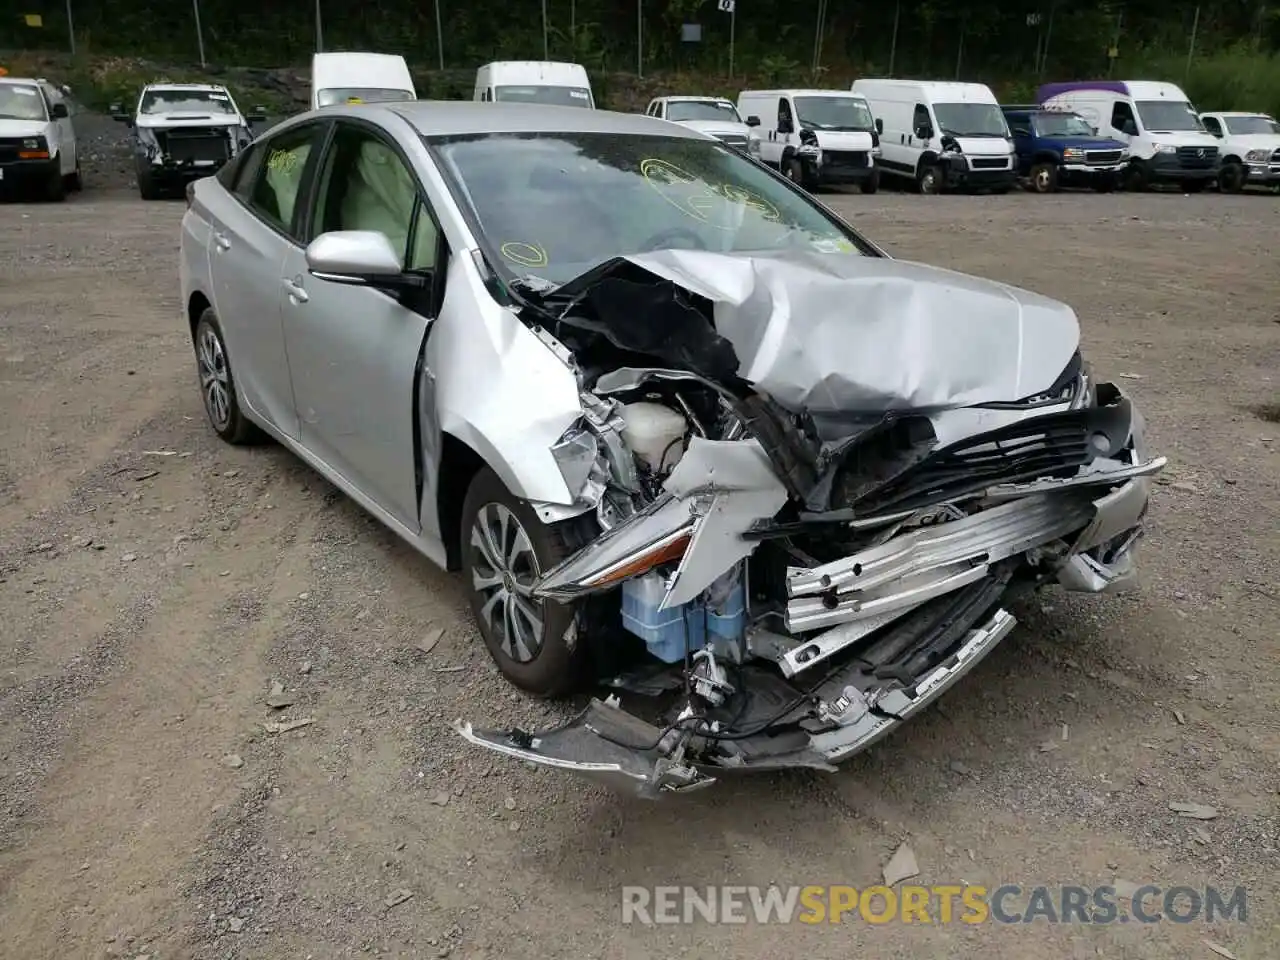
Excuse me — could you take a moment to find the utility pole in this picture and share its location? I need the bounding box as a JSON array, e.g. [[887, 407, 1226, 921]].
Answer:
[[193, 0, 206, 67], [65, 0, 75, 54], [1186, 6, 1200, 80]]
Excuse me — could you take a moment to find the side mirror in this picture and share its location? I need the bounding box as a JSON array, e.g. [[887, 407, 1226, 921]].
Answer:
[[874, 118, 883, 134], [305, 231, 426, 291], [51, 102, 69, 119], [59, 83, 73, 95], [745, 115, 760, 127]]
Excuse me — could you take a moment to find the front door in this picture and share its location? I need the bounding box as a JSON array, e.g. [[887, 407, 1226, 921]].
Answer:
[[280, 119, 445, 530]]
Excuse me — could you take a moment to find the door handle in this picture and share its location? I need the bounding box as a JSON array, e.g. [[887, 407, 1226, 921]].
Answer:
[[213, 232, 231, 251], [282, 278, 309, 303]]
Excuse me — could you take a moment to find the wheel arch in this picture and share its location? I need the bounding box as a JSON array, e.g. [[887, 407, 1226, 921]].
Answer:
[[435, 432, 487, 571], [916, 151, 940, 173], [1221, 153, 1243, 166], [187, 291, 212, 339]]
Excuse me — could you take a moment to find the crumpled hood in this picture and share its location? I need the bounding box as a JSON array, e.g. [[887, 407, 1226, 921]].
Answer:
[[620, 249, 1081, 413]]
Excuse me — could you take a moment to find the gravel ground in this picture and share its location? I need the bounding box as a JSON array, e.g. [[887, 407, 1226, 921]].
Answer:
[[0, 142, 1278, 960]]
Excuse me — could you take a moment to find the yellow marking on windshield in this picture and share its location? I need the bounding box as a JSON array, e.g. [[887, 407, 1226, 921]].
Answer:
[[500, 241, 549, 267], [267, 149, 301, 172], [640, 158, 782, 228]]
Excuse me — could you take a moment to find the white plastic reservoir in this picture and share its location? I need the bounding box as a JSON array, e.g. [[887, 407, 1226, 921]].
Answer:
[[619, 402, 687, 474]]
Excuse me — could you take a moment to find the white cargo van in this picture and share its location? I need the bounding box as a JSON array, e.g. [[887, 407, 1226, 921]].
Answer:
[[1037, 81, 1220, 191], [736, 89, 880, 192], [310, 52, 416, 110], [852, 79, 1015, 194], [474, 62, 594, 108]]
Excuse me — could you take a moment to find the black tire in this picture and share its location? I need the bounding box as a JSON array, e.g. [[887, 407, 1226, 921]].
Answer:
[[67, 164, 83, 192], [45, 163, 66, 202], [859, 170, 880, 194], [783, 156, 805, 187], [1217, 161, 1245, 193], [1028, 161, 1058, 193], [1181, 179, 1207, 194], [916, 162, 942, 195], [193, 308, 263, 445], [460, 466, 595, 698], [1123, 162, 1148, 193], [138, 172, 161, 200]]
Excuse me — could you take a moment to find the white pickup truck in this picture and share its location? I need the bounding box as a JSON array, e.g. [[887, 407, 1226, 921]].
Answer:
[[1198, 111, 1280, 192]]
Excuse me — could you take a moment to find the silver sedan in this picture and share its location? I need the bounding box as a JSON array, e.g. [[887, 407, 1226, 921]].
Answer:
[[179, 102, 1165, 797]]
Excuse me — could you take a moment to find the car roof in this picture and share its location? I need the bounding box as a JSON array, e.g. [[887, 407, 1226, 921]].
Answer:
[[376, 101, 705, 139], [740, 89, 866, 97], [0, 76, 42, 87], [1205, 111, 1272, 118], [143, 82, 230, 93], [655, 95, 732, 103]]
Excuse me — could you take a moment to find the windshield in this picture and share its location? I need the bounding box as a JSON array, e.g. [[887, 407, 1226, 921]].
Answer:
[[1135, 100, 1203, 132], [430, 132, 870, 286], [0, 83, 46, 121], [1033, 112, 1096, 137], [793, 96, 874, 132], [317, 87, 414, 107], [494, 85, 592, 108], [140, 89, 237, 115], [1224, 115, 1277, 135], [666, 100, 741, 123], [933, 102, 1008, 137]]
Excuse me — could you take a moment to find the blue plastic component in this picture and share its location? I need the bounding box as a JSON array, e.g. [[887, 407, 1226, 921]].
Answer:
[[621, 573, 707, 664], [706, 576, 746, 643]]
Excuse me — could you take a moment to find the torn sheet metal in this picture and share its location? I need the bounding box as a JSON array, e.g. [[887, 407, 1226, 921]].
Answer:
[[620, 249, 1081, 414]]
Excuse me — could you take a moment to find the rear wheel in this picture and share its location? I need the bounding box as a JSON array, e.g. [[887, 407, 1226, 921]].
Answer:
[[193, 309, 263, 445], [1028, 162, 1058, 193], [461, 467, 595, 698], [1217, 161, 1245, 193]]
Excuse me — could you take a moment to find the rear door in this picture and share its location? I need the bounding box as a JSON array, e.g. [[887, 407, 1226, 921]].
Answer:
[[279, 117, 445, 529], [206, 120, 329, 439]]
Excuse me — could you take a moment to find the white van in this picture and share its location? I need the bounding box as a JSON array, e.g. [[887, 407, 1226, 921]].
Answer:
[[1037, 81, 1220, 191], [644, 96, 759, 156], [736, 89, 880, 192], [0, 75, 80, 200], [474, 62, 594, 108], [310, 53, 416, 110], [852, 79, 1015, 194]]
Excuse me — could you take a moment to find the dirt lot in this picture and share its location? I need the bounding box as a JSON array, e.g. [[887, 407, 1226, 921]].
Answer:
[[1, 157, 1277, 960]]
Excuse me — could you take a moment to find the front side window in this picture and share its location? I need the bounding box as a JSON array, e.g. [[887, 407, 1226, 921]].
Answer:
[[430, 131, 875, 287], [666, 100, 741, 123], [493, 85, 592, 107], [1032, 112, 1096, 137], [1224, 115, 1276, 135], [1111, 101, 1137, 132], [793, 96, 874, 132], [1201, 116, 1223, 136], [0, 83, 48, 121], [140, 89, 237, 116], [1135, 100, 1203, 132], [932, 102, 1009, 137], [316, 87, 414, 107], [312, 125, 438, 271], [250, 125, 320, 236], [912, 104, 932, 132]]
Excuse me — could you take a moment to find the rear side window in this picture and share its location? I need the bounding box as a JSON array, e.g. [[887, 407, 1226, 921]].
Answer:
[[248, 124, 323, 238]]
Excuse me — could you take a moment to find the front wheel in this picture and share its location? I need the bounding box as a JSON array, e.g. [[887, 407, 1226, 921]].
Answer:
[[916, 163, 943, 195], [138, 171, 161, 200], [45, 162, 66, 202], [461, 467, 594, 698], [1028, 162, 1058, 193], [1124, 163, 1149, 192], [859, 170, 880, 194], [1217, 161, 1245, 193], [783, 156, 805, 187]]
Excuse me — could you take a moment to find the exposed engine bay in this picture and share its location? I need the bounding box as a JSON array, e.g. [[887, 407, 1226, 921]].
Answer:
[[455, 249, 1167, 797]]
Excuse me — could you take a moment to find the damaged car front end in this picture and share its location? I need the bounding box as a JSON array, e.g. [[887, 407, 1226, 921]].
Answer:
[[432, 125, 1165, 797]]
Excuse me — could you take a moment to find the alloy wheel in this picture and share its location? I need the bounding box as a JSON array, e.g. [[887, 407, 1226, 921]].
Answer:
[[197, 324, 231, 430], [469, 502, 545, 663]]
